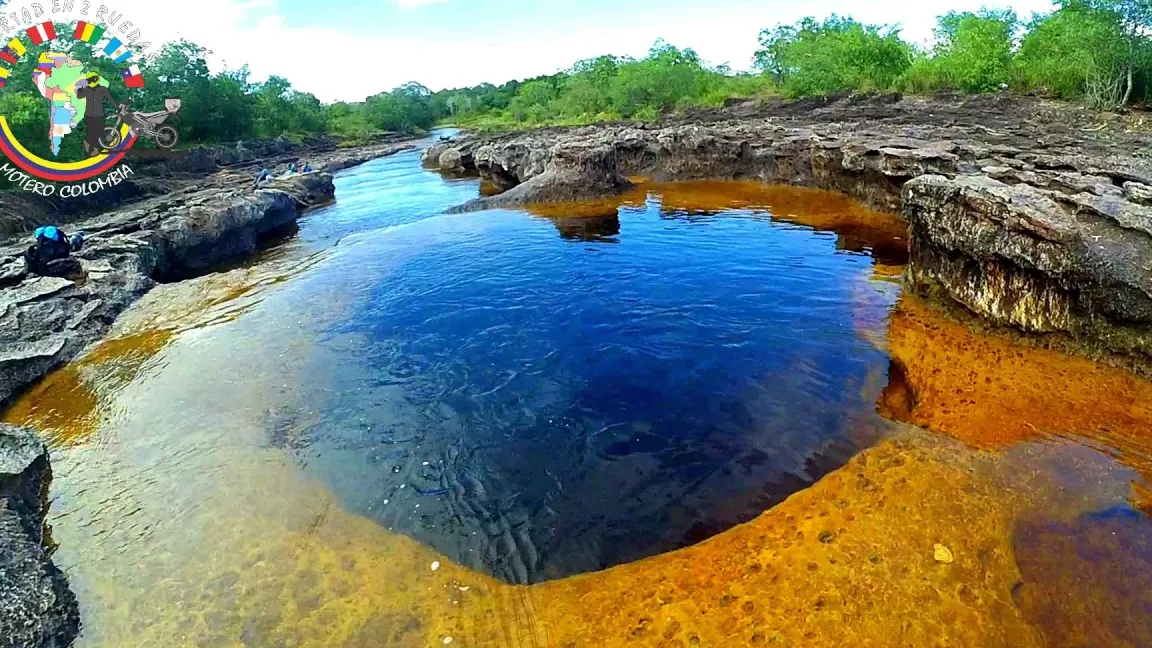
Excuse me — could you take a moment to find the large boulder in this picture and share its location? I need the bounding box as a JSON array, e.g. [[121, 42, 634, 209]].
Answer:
[[903, 173, 1152, 373], [450, 142, 633, 212], [438, 148, 465, 173], [265, 172, 337, 209], [420, 141, 454, 168], [154, 189, 298, 278], [0, 423, 80, 648]]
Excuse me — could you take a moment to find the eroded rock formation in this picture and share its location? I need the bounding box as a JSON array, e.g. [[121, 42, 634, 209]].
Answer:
[[903, 173, 1152, 371], [0, 423, 79, 648]]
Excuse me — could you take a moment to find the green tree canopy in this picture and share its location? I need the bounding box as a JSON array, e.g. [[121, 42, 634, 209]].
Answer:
[[754, 16, 914, 97]]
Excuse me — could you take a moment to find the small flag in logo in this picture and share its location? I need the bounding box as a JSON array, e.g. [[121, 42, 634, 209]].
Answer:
[[103, 37, 131, 64], [6, 38, 26, 58], [1, 38, 25, 65], [121, 64, 143, 89], [74, 21, 105, 44], [26, 22, 56, 45], [37, 52, 55, 71], [0, 66, 8, 88]]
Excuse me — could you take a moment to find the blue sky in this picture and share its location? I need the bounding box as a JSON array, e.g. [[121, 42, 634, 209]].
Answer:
[[109, 0, 1058, 102]]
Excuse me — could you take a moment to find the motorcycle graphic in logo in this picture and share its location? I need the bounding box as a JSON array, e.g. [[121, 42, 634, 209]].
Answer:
[[98, 96, 180, 152]]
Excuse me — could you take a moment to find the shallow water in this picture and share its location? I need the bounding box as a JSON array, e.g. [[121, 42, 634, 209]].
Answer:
[[6, 137, 1152, 647]]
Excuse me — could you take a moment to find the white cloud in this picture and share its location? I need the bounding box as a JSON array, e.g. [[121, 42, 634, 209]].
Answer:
[[395, 0, 449, 8]]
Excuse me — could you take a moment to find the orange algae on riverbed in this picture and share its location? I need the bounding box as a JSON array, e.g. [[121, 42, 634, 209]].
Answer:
[[879, 295, 1152, 457], [2, 329, 173, 445], [524, 180, 908, 259], [72, 429, 1070, 648]]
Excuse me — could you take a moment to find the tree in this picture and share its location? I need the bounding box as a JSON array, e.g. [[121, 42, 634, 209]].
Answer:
[[754, 16, 913, 97], [1076, 0, 1152, 104], [1017, 1, 1151, 107], [509, 79, 557, 121], [904, 10, 1018, 94]]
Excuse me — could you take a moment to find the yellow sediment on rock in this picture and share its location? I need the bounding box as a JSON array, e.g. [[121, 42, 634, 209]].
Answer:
[[2, 329, 173, 445], [71, 430, 1055, 648], [879, 295, 1152, 458], [2, 253, 325, 446]]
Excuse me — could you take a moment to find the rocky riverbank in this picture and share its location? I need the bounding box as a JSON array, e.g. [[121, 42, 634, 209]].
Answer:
[[427, 94, 1152, 375], [0, 171, 340, 409], [0, 423, 78, 648]]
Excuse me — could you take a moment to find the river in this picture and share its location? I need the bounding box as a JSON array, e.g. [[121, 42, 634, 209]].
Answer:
[[5, 132, 1152, 647]]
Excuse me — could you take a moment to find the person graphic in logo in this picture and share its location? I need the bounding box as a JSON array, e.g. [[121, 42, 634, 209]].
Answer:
[[74, 73, 117, 156]]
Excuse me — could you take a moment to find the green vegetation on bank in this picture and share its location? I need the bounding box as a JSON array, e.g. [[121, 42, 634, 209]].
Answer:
[[0, 0, 1148, 158]]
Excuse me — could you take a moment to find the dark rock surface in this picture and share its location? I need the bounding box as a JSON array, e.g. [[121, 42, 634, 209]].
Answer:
[[0, 171, 336, 407], [429, 94, 1152, 371], [0, 423, 79, 648], [450, 141, 632, 212], [904, 173, 1152, 372]]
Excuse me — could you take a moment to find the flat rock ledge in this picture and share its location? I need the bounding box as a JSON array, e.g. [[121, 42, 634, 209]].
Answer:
[[0, 172, 336, 408], [429, 95, 1152, 374], [0, 423, 79, 648]]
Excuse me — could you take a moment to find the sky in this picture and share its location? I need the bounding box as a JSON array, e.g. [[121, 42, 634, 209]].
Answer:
[[64, 0, 1058, 102]]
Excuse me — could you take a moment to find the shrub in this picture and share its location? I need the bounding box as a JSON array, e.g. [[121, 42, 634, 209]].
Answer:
[[923, 10, 1018, 93], [1016, 2, 1151, 108], [754, 16, 914, 97]]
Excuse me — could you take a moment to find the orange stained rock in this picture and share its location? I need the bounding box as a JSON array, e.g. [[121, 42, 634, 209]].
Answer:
[[2, 329, 173, 445], [520, 434, 1041, 648], [878, 295, 1152, 455], [72, 432, 1054, 648]]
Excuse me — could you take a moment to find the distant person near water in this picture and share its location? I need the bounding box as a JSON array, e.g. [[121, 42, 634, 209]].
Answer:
[[74, 73, 117, 156]]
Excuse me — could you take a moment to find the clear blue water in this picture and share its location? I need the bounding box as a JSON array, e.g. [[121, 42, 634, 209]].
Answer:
[[243, 139, 902, 583]]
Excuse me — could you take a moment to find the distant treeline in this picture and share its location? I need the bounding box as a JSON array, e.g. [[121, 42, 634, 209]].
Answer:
[[446, 0, 1152, 128], [0, 0, 1147, 158]]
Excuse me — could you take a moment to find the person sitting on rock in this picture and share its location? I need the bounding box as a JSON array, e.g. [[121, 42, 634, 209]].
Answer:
[[24, 226, 81, 275], [284, 162, 298, 176], [302, 161, 313, 173], [254, 168, 272, 188]]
